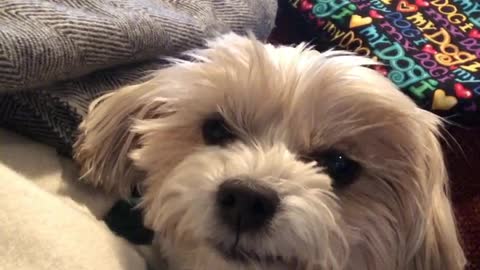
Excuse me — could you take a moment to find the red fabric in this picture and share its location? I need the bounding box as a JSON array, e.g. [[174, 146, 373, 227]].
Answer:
[[269, 4, 479, 268], [446, 126, 480, 270]]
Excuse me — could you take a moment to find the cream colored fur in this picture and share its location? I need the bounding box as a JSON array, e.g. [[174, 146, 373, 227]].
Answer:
[[75, 33, 466, 270]]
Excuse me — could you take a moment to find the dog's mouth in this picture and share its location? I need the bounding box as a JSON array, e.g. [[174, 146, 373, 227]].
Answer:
[[209, 240, 303, 268]]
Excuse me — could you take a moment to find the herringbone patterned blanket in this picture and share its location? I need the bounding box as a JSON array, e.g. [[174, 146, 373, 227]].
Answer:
[[0, 0, 277, 155]]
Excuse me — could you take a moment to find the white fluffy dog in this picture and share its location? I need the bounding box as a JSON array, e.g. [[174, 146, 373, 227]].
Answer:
[[74, 33, 466, 270]]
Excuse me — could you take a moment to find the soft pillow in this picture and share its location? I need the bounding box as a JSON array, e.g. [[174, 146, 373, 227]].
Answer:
[[0, 161, 147, 270]]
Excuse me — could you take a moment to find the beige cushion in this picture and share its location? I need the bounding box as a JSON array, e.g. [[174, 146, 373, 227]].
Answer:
[[0, 129, 147, 270]]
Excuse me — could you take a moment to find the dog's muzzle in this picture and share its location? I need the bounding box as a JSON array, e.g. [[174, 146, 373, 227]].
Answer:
[[216, 179, 280, 233]]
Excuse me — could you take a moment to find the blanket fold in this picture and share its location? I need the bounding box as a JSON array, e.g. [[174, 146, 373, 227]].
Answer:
[[0, 0, 278, 155]]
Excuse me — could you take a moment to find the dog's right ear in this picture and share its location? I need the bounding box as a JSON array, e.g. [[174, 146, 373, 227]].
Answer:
[[409, 111, 466, 270], [74, 79, 174, 198]]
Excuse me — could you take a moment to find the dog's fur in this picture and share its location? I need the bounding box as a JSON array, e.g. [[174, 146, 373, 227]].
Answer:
[[74, 33, 466, 270]]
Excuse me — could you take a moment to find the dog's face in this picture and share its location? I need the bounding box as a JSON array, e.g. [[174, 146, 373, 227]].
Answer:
[[75, 34, 465, 270]]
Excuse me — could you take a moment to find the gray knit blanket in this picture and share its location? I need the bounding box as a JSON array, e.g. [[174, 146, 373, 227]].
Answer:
[[0, 0, 277, 155]]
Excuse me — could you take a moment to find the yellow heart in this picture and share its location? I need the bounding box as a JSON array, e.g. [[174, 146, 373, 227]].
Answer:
[[349, 15, 373, 29], [432, 89, 457, 110]]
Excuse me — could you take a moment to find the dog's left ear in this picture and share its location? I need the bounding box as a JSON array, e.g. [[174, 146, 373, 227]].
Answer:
[[410, 111, 466, 270], [74, 78, 174, 198]]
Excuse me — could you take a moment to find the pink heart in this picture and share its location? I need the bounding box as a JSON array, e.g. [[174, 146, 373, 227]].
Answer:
[[468, 29, 480, 39], [422, 44, 437, 55], [374, 65, 388, 76], [369, 10, 384, 19], [454, 83, 473, 99], [415, 0, 430, 7], [299, 0, 313, 11]]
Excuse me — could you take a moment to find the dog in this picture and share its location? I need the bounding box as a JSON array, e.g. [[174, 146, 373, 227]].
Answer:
[[74, 33, 466, 270]]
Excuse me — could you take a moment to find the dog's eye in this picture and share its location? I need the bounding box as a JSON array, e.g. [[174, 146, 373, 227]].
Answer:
[[311, 150, 361, 188], [202, 115, 235, 146]]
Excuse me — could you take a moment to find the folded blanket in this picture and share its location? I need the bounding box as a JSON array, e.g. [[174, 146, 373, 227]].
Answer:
[[0, 162, 149, 270], [0, 0, 277, 155]]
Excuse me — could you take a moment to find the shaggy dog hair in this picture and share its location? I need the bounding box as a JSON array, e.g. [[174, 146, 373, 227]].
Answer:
[[74, 33, 466, 270]]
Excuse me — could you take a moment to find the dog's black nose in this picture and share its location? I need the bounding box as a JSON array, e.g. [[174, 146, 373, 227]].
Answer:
[[216, 179, 280, 233]]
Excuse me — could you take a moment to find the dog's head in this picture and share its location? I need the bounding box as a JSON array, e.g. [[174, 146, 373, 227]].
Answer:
[[75, 33, 466, 270]]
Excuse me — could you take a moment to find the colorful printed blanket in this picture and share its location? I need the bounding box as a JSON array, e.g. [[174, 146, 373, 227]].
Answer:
[[291, 0, 480, 120]]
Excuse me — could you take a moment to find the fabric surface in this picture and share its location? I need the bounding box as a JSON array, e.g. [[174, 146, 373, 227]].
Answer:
[[444, 126, 480, 270], [289, 0, 480, 121], [0, 130, 151, 270], [0, 0, 278, 155], [0, 128, 117, 218], [270, 2, 480, 268], [0, 166, 149, 270]]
